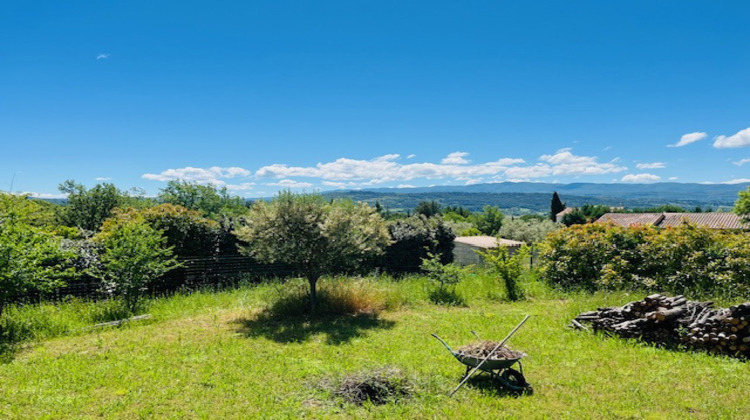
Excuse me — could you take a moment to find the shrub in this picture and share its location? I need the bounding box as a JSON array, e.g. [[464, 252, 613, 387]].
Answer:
[[381, 215, 455, 273], [479, 245, 529, 301], [421, 253, 465, 305], [498, 218, 559, 245], [100, 204, 223, 258], [540, 222, 750, 298], [91, 216, 180, 313], [0, 208, 74, 318]]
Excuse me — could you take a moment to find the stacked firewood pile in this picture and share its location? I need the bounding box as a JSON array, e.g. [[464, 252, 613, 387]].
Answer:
[[573, 294, 750, 358]]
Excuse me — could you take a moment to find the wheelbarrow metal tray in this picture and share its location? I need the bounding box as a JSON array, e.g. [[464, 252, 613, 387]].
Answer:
[[454, 353, 524, 370]]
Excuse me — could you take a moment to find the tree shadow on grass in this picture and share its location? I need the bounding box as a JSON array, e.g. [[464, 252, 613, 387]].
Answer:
[[0, 342, 19, 364], [235, 312, 395, 345], [234, 284, 397, 345]]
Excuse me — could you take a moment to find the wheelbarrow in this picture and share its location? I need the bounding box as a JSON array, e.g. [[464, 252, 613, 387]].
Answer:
[[432, 316, 532, 395], [432, 334, 531, 392]]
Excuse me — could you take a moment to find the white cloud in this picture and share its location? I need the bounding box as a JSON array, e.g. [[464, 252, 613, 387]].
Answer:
[[397, 184, 415, 188], [19, 192, 68, 199], [374, 154, 400, 162], [94, 177, 112, 181], [668, 132, 707, 147], [142, 166, 251, 186], [96, 53, 110, 60], [441, 152, 470, 165], [322, 181, 347, 189], [255, 154, 526, 184], [255, 149, 625, 187], [621, 173, 661, 183], [714, 127, 750, 148], [733, 158, 750, 166], [721, 178, 750, 184], [635, 162, 666, 170], [268, 179, 313, 188], [504, 164, 552, 179], [463, 178, 483, 185], [406, 154, 416, 159], [224, 182, 255, 191], [669, 176, 678, 181], [537, 148, 627, 176]]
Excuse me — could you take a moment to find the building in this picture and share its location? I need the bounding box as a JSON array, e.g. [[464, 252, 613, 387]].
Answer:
[[555, 208, 574, 223], [453, 236, 524, 266], [596, 212, 748, 230]]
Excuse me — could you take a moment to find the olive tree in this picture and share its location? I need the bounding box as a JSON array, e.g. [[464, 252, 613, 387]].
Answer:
[[233, 192, 391, 312], [498, 218, 559, 245]]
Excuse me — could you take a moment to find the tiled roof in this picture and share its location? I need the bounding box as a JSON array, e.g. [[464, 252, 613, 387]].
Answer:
[[596, 212, 749, 230], [659, 213, 748, 229], [597, 213, 665, 227], [454, 236, 524, 249]]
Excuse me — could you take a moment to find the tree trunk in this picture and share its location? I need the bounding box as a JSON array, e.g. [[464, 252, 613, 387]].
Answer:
[[307, 275, 319, 313]]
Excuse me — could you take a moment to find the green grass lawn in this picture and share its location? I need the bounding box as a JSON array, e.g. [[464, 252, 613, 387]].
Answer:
[[1, 274, 748, 419]]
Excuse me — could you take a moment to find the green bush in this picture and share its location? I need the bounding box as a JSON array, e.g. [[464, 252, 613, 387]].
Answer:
[[91, 216, 180, 313], [0, 209, 74, 318], [421, 253, 465, 305], [100, 204, 224, 258], [540, 223, 750, 298], [479, 245, 529, 301], [381, 215, 455, 273]]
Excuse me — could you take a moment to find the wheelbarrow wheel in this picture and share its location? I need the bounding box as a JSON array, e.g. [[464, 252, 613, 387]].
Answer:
[[500, 368, 533, 394]]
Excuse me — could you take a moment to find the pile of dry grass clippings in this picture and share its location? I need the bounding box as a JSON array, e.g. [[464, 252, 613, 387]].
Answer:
[[456, 341, 526, 360]]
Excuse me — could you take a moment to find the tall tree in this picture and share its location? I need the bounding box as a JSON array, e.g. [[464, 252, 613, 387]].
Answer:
[[472, 205, 504, 236], [158, 180, 248, 220], [735, 186, 750, 222], [233, 192, 391, 312], [57, 180, 129, 231], [550, 191, 566, 222], [414, 200, 441, 217]]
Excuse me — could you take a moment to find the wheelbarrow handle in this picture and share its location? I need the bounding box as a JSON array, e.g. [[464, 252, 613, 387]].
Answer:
[[431, 333, 454, 353]]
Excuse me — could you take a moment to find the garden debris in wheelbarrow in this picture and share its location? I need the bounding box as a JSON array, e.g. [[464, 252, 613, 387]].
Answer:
[[456, 341, 526, 360]]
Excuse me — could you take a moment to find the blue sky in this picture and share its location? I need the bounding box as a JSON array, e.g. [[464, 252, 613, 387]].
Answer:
[[2, 1, 749, 198]]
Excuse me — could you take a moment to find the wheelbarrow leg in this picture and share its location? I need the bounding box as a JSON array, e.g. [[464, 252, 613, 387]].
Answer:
[[461, 365, 472, 381]]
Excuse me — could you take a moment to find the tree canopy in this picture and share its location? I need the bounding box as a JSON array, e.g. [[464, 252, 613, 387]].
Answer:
[[233, 192, 391, 311], [472, 205, 504, 235], [91, 215, 179, 313], [550, 191, 566, 222], [735, 187, 750, 222], [158, 181, 248, 220]]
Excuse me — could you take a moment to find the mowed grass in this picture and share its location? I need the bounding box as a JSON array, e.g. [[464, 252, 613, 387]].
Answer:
[[1, 274, 748, 419]]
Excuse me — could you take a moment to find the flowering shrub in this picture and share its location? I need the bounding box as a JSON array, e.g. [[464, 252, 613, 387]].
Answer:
[[540, 223, 750, 298]]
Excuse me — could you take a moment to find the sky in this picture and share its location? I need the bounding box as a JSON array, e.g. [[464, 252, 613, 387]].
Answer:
[[2, 1, 749, 198]]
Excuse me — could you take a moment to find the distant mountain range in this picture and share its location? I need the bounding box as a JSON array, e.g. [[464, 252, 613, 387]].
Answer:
[[322, 182, 749, 214], [35, 181, 749, 216]]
